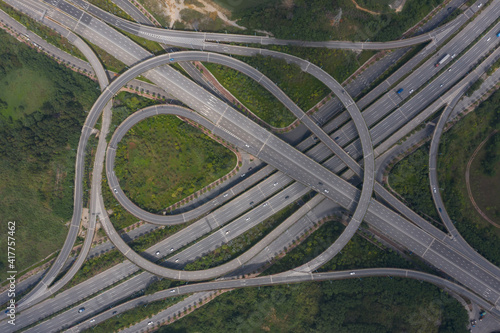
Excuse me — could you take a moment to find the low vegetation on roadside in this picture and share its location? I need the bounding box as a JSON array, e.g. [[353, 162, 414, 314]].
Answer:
[[389, 145, 441, 222], [184, 197, 311, 271]]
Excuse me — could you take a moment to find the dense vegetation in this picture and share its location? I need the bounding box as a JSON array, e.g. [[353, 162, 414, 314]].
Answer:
[[392, 90, 500, 266], [438, 89, 500, 265], [202, 62, 296, 128], [114, 114, 236, 212], [479, 132, 500, 176], [389, 146, 441, 222], [469, 132, 500, 223], [234, 54, 330, 111], [233, 0, 444, 41], [160, 278, 467, 333], [0, 30, 99, 281], [265, 219, 412, 275]]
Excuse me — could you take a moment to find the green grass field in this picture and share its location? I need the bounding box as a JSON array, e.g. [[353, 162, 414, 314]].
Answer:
[[469, 132, 500, 224], [0, 68, 55, 119], [203, 62, 296, 128], [114, 115, 237, 212], [0, 29, 99, 282], [0, 157, 75, 282]]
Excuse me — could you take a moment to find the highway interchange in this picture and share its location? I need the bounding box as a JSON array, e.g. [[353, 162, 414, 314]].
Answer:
[[2, 0, 500, 331]]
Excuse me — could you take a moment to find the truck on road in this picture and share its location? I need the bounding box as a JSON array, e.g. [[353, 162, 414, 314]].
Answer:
[[435, 54, 450, 67]]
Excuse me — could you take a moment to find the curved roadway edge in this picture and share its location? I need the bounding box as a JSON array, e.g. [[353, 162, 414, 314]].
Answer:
[[18, 28, 110, 309], [103, 103, 360, 281], [102, 49, 374, 279], [429, 79, 500, 278], [68, 0, 460, 50], [75, 268, 500, 332], [106, 52, 374, 229]]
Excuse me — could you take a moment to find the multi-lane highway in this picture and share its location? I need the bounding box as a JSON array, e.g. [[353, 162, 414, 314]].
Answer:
[[2, 0, 500, 330]]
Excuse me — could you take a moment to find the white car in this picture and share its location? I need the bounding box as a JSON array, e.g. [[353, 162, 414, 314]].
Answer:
[[324, 189, 329, 194], [273, 182, 278, 186], [487, 37, 491, 42], [175, 258, 179, 262], [170, 248, 174, 252], [478, 3, 482, 8], [155, 251, 160, 256], [245, 217, 250, 221], [263, 202, 268, 207], [223, 193, 229, 197], [225, 230, 230, 235], [90, 319, 95, 323], [409, 89, 414, 94], [350, 272, 356, 275], [148, 321, 153, 326], [113, 189, 118, 194], [170, 289, 176, 293]]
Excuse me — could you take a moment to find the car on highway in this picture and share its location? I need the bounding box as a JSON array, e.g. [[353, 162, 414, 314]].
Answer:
[[223, 193, 229, 197], [170, 248, 174, 252], [113, 188, 118, 194], [324, 189, 329, 194], [440, 84, 443, 87], [170, 289, 176, 293], [169, 58, 174, 61], [477, 3, 482, 8], [245, 217, 250, 221], [451, 54, 456, 58], [471, 319, 477, 327], [487, 37, 491, 42], [285, 196, 289, 199], [240, 173, 246, 178], [148, 321, 153, 326], [438, 207, 442, 212], [78, 307, 85, 313], [90, 319, 95, 323], [112, 311, 117, 315], [263, 202, 268, 207], [409, 89, 414, 94], [175, 258, 179, 262], [273, 182, 278, 186], [225, 230, 230, 235], [433, 187, 437, 193], [250, 201, 254, 205], [350, 272, 355, 275], [397, 88, 404, 94], [155, 251, 160, 256]]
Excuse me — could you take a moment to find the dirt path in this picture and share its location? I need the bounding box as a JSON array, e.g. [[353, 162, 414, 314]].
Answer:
[[465, 129, 500, 228], [350, 0, 381, 15], [164, 0, 244, 29]]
